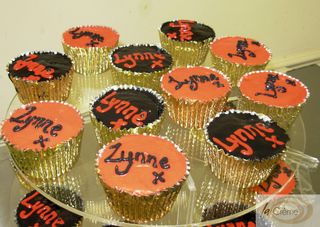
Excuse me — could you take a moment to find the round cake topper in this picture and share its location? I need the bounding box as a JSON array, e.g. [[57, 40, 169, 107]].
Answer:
[[206, 110, 289, 161], [1, 102, 84, 151], [161, 66, 231, 102], [210, 36, 271, 66], [63, 25, 119, 48], [160, 20, 215, 42], [8, 51, 72, 82], [91, 86, 164, 130], [16, 190, 82, 227], [239, 70, 309, 107], [254, 161, 296, 195], [110, 44, 173, 73], [97, 134, 189, 196]]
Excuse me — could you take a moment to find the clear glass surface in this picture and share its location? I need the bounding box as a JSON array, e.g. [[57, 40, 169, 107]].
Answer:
[[5, 71, 307, 226]]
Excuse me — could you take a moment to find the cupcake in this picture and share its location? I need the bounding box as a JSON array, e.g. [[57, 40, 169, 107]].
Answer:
[[109, 44, 173, 92], [238, 70, 310, 130], [7, 51, 73, 104], [210, 36, 271, 86], [159, 20, 215, 66], [161, 66, 231, 129], [253, 160, 296, 195], [96, 134, 190, 223], [205, 110, 289, 188], [90, 85, 165, 146], [1, 101, 84, 179], [16, 189, 83, 227], [62, 25, 119, 75]]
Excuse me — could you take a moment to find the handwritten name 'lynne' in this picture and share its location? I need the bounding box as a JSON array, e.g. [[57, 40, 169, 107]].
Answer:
[[104, 142, 170, 184], [19, 191, 65, 227], [113, 52, 165, 69], [212, 123, 285, 156], [168, 73, 225, 91]]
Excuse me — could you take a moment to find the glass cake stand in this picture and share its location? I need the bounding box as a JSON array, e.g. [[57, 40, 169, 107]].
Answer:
[[4, 71, 318, 227]]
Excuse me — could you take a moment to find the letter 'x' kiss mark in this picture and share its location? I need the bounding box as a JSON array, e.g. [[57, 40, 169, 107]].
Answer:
[[151, 60, 164, 68], [33, 135, 49, 148]]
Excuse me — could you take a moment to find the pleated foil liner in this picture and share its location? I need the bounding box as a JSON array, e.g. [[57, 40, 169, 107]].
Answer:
[[9, 71, 73, 104], [89, 85, 166, 146], [7, 131, 83, 180], [165, 121, 209, 162], [62, 41, 116, 76], [163, 92, 229, 129], [100, 181, 183, 223], [210, 53, 270, 87], [237, 93, 303, 131], [205, 141, 284, 188], [159, 31, 213, 66], [109, 64, 170, 93]]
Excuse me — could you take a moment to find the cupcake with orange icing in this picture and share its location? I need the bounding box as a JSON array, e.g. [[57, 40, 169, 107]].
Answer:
[[161, 66, 231, 129], [210, 36, 271, 86], [159, 20, 215, 66], [1, 101, 84, 179], [7, 51, 73, 104], [96, 134, 190, 223], [62, 25, 119, 75], [237, 70, 310, 129], [90, 85, 165, 146]]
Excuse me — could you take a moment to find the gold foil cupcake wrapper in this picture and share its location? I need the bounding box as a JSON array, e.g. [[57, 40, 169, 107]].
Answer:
[[159, 30, 213, 66], [165, 121, 209, 162], [62, 25, 119, 76], [90, 85, 166, 146], [163, 92, 229, 129], [8, 70, 73, 105], [96, 134, 190, 223], [206, 143, 283, 188], [237, 94, 302, 130], [7, 130, 83, 179], [210, 37, 272, 87]]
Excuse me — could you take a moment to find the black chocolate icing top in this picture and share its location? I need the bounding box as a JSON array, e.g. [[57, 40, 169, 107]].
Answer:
[[92, 87, 164, 130], [202, 202, 270, 226], [8, 52, 72, 82], [111, 45, 172, 73], [16, 189, 82, 227], [160, 20, 215, 42], [206, 111, 289, 161]]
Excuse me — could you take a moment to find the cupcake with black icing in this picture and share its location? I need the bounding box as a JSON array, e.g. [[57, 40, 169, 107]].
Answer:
[[16, 189, 83, 227], [159, 20, 215, 66], [90, 85, 165, 145], [7, 51, 73, 104], [109, 44, 173, 92], [205, 110, 289, 188]]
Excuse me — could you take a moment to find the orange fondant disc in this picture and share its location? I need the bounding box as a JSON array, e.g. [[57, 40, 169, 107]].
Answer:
[[254, 161, 296, 195], [239, 71, 309, 107], [63, 26, 119, 48], [97, 134, 188, 196], [210, 36, 270, 66], [161, 66, 231, 102], [1, 102, 83, 151]]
